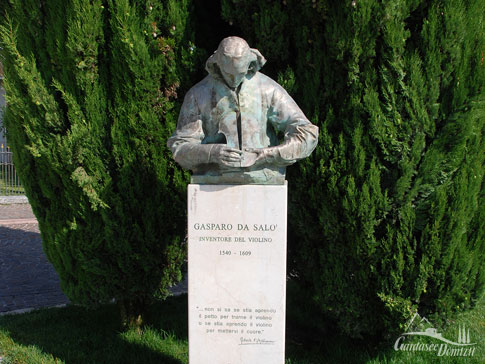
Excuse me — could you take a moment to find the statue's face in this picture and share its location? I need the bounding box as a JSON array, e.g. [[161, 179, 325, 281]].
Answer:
[[219, 54, 251, 89]]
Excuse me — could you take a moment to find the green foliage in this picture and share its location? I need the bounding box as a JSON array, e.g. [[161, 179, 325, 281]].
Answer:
[[2, 0, 484, 340], [0, 294, 484, 363], [222, 0, 485, 337], [0, 0, 199, 320]]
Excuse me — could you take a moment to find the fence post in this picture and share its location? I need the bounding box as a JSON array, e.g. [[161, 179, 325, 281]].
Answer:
[[0, 127, 25, 196]]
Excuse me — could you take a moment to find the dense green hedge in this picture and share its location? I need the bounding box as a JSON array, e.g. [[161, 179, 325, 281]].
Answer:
[[1, 0, 484, 337], [222, 0, 485, 337], [0, 0, 202, 326]]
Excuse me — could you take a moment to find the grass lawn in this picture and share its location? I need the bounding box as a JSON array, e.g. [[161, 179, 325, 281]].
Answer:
[[0, 293, 483, 364]]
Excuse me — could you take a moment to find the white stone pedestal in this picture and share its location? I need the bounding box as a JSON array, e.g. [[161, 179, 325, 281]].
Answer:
[[188, 184, 287, 364]]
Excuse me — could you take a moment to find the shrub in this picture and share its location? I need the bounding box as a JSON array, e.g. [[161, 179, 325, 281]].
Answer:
[[0, 0, 200, 328], [222, 0, 485, 337]]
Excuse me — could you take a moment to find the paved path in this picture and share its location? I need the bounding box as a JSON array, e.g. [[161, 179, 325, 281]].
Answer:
[[0, 203, 187, 315], [0, 217, 70, 314], [0, 203, 35, 221]]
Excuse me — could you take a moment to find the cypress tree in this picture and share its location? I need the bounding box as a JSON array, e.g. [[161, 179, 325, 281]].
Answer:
[[222, 0, 485, 337], [0, 0, 199, 328]]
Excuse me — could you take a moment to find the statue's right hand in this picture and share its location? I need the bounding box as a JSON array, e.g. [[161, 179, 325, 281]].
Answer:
[[210, 145, 243, 167]]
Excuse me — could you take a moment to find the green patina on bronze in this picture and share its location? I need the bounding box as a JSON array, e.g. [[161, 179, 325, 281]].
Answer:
[[168, 37, 318, 185]]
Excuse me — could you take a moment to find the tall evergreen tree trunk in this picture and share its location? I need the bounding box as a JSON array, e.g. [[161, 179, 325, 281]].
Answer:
[[119, 297, 147, 332]]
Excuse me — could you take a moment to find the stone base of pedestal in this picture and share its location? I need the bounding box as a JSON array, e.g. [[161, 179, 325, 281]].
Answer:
[[188, 183, 287, 364]]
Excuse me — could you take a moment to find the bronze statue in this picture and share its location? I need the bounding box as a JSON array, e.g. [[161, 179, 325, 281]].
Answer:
[[168, 37, 318, 184]]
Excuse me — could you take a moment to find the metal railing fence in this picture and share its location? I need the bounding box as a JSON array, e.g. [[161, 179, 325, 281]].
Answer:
[[1, 127, 24, 196]]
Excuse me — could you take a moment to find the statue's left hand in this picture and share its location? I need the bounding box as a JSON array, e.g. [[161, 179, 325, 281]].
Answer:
[[243, 147, 278, 167]]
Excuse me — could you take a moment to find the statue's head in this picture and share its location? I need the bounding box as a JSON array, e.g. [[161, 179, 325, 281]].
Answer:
[[206, 37, 266, 89]]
